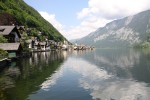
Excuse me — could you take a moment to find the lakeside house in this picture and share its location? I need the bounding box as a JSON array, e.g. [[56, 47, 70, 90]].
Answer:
[[0, 25, 24, 58], [0, 25, 94, 55], [33, 41, 50, 51], [0, 26, 21, 43], [17, 26, 25, 34], [0, 43, 23, 58]]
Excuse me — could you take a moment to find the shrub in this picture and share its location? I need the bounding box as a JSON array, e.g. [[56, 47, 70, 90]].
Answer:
[[0, 35, 7, 43], [0, 49, 8, 59]]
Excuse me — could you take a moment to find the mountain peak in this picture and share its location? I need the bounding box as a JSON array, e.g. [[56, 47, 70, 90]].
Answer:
[[77, 10, 150, 48]]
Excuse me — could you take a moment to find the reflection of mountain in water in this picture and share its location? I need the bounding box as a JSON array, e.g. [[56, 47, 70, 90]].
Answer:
[[80, 75, 150, 100], [93, 49, 140, 79], [68, 49, 150, 100], [81, 49, 150, 83], [1, 49, 150, 100]]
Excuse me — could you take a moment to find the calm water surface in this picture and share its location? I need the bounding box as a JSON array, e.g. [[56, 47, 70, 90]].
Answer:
[[0, 49, 150, 100]]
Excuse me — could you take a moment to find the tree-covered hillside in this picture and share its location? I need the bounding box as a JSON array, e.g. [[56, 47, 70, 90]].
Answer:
[[0, 0, 65, 41]]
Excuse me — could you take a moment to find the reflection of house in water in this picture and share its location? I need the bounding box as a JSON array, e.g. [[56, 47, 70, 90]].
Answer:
[[31, 52, 39, 65], [30, 51, 66, 66], [30, 52, 50, 65], [0, 62, 20, 91], [50, 51, 63, 61]]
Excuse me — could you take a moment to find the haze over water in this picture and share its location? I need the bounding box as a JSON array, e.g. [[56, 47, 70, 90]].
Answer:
[[0, 49, 150, 100]]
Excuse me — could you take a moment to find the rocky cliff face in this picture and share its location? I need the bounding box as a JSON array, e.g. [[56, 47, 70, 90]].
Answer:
[[77, 10, 150, 48]]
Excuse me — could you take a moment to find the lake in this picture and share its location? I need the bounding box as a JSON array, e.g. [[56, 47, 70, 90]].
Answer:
[[0, 49, 150, 100]]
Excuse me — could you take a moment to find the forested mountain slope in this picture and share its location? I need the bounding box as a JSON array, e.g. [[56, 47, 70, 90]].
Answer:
[[0, 0, 65, 41]]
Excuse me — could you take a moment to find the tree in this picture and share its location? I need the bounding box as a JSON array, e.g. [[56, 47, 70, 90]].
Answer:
[[0, 49, 8, 59], [0, 35, 7, 43]]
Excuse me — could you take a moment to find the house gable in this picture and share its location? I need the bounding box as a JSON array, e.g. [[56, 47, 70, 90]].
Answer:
[[0, 26, 21, 42]]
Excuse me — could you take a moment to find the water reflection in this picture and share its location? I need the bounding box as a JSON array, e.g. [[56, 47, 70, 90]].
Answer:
[[1, 49, 150, 100], [41, 64, 64, 91], [27, 49, 150, 100], [80, 78, 150, 100], [92, 49, 140, 80], [40, 50, 97, 91], [76, 49, 150, 100], [0, 51, 66, 100]]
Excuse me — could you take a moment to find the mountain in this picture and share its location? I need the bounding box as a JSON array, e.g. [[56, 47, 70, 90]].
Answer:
[[0, 0, 65, 41], [70, 38, 81, 44], [77, 10, 150, 48]]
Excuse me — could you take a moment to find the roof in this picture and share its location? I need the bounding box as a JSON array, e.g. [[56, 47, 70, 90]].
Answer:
[[0, 26, 21, 38], [0, 43, 21, 51], [0, 26, 15, 35], [40, 42, 46, 45], [17, 26, 25, 30]]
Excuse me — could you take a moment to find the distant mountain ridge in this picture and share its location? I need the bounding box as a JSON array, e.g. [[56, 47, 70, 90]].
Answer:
[[77, 10, 150, 48]]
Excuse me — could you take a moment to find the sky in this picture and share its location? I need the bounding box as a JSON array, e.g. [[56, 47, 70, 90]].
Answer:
[[24, 0, 150, 40]]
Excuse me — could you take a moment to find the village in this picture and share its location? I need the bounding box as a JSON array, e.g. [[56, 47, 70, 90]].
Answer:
[[0, 25, 94, 67]]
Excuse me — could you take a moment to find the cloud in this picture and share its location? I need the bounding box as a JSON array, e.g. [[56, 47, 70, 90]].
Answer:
[[39, 11, 66, 34], [65, 16, 111, 40], [39, 11, 108, 40], [74, 0, 150, 40], [77, 8, 90, 19], [78, 0, 150, 20], [39, 0, 150, 40]]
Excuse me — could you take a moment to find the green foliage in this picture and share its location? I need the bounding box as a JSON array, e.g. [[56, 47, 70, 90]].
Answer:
[[0, 35, 7, 43], [134, 41, 150, 48], [0, 0, 66, 42], [21, 32, 29, 40], [20, 33, 31, 52], [134, 33, 150, 48], [28, 28, 39, 37], [0, 49, 8, 59], [21, 42, 30, 52], [141, 42, 150, 48]]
